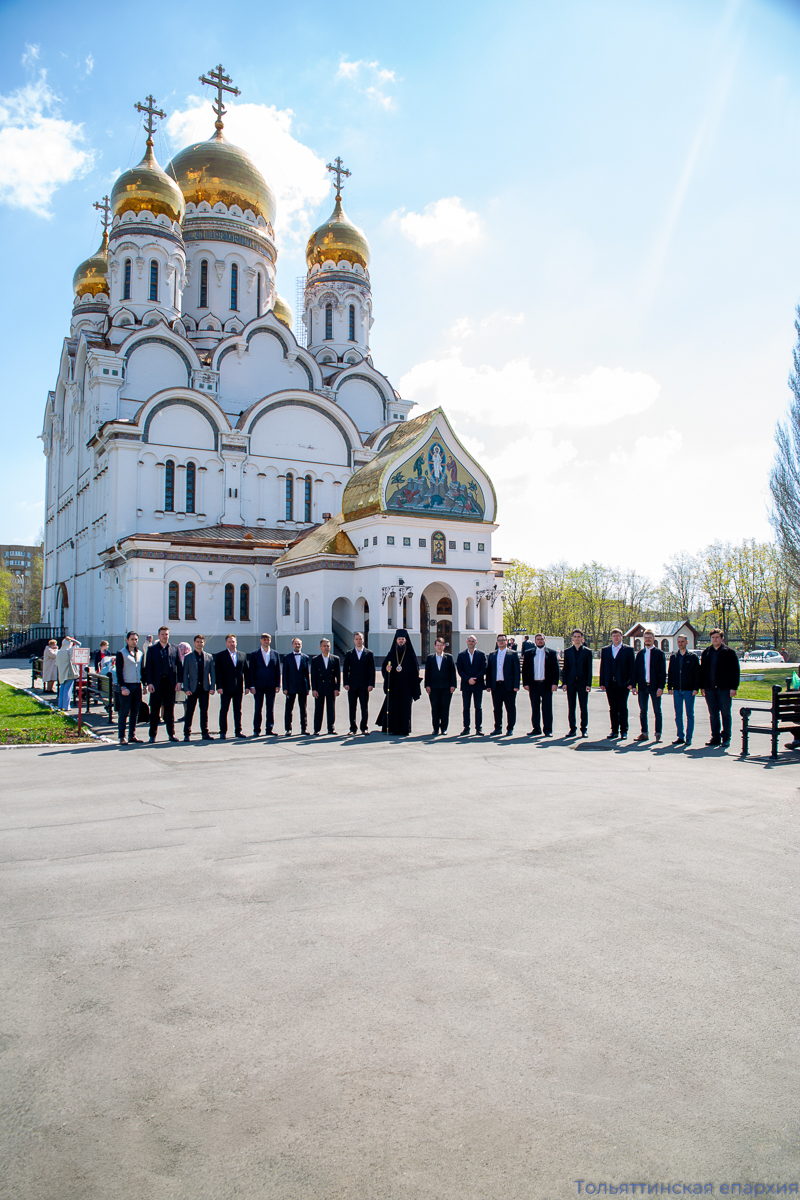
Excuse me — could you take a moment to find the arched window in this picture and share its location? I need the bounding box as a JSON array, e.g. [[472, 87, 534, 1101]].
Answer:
[[184, 581, 195, 620], [283, 586, 291, 617], [294, 592, 300, 623], [199, 259, 208, 308], [123, 259, 132, 300], [661, 639, 670, 653], [437, 597, 452, 615], [224, 583, 235, 620], [149, 260, 159, 302], [164, 460, 175, 512], [349, 304, 356, 341], [185, 462, 196, 513], [168, 581, 179, 621], [256, 272, 261, 317], [239, 584, 250, 621], [304, 475, 312, 522], [230, 263, 238, 310], [303, 598, 309, 630], [325, 303, 332, 340], [285, 473, 293, 521]]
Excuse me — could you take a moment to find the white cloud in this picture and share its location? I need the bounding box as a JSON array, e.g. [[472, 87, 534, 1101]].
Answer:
[[449, 312, 524, 339], [337, 59, 397, 110], [0, 72, 93, 218], [395, 197, 482, 247], [399, 354, 660, 429], [21, 44, 39, 67], [165, 100, 330, 246], [85, 54, 94, 76]]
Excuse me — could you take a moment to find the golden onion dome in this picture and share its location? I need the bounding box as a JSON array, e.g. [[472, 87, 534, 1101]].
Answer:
[[73, 231, 109, 299], [306, 196, 370, 270], [273, 293, 293, 328], [166, 131, 276, 224], [111, 139, 185, 224]]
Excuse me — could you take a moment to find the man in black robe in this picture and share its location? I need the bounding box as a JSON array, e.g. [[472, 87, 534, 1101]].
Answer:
[[378, 629, 421, 736]]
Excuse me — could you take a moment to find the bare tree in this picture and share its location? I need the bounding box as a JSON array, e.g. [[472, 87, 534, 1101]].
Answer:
[[660, 551, 699, 618], [770, 303, 800, 584]]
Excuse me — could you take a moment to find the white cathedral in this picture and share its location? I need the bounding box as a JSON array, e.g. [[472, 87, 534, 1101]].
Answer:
[[41, 69, 505, 659]]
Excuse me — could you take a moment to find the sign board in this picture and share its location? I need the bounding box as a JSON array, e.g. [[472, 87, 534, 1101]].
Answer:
[[71, 647, 90, 667]]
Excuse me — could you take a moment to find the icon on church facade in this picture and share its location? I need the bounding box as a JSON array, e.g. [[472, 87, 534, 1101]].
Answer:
[[384, 428, 485, 520], [431, 531, 446, 564]]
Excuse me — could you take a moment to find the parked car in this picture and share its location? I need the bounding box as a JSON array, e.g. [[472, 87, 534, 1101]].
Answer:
[[742, 650, 785, 663]]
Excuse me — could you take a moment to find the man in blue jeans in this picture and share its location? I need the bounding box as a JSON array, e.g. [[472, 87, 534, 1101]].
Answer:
[[700, 628, 740, 748], [667, 634, 701, 745]]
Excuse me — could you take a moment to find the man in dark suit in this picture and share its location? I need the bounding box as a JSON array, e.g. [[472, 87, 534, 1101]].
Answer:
[[633, 629, 667, 742], [215, 633, 246, 740], [342, 631, 375, 735], [521, 632, 560, 736], [699, 627, 740, 748], [561, 628, 593, 737], [247, 632, 281, 737], [182, 633, 216, 741], [311, 638, 341, 735], [282, 636, 312, 736], [424, 637, 457, 735], [486, 633, 521, 736], [456, 634, 487, 736], [598, 628, 636, 739], [143, 624, 180, 743]]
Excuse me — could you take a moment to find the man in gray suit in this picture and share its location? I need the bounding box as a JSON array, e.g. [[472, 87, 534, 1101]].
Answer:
[[182, 633, 216, 741]]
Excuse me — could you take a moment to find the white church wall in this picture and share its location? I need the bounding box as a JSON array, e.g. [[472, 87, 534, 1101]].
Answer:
[[145, 403, 217, 452], [121, 343, 190, 403], [335, 377, 384, 434], [249, 405, 349, 467], [218, 330, 305, 408]]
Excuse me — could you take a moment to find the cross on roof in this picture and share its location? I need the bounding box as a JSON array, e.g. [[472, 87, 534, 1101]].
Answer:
[[134, 94, 166, 146], [199, 64, 240, 132], [327, 156, 351, 201], [93, 195, 111, 234]]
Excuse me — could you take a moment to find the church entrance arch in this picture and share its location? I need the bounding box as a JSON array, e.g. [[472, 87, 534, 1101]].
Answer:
[[355, 597, 369, 648], [56, 583, 69, 633], [420, 583, 456, 658]]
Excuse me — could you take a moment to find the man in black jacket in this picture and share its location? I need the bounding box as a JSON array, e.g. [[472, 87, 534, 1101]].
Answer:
[[667, 634, 701, 745], [342, 632, 375, 735], [282, 637, 312, 736], [424, 637, 458, 735], [311, 638, 341, 735], [247, 632, 281, 737], [456, 634, 487, 736], [486, 633, 521, 736], [633, 629, 667, 742], [215, 633, 247, 739], [700, 628, 740, 747], [143, 625, 180, 743], [561, 628, 593, 737], [521, 633, 560, 736], [598, 628, 636, 739], [182, 633, 216, 741]]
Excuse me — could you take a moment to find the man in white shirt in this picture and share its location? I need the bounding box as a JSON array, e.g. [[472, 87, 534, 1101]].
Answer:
[[424, 636, 457, 735], [311, 638, 341, 735], [456, 634, 488, 735], [343, 631, 376, 735], [246, 633, 281, 737], [282, 637, 311, 736], [521, 633, 560, 736]]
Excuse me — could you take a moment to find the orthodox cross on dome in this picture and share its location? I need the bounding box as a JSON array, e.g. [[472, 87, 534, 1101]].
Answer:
[[327, 156, 351, 201], [93, 195, 111, 235], [199, 64, 241, 134], [134, 94, 166, 148]]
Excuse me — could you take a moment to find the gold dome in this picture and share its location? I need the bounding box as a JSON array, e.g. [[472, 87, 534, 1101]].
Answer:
[[306, 196, 370, 270], [111, 140, 185, 224], [167, 131, 276, 224], [273, 293, 293, 328], [73, 231, 109, 299]]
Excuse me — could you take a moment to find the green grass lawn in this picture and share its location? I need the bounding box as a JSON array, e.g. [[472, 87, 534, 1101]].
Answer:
[[0, 681, 94, 745], [588, 663, 793, 702]]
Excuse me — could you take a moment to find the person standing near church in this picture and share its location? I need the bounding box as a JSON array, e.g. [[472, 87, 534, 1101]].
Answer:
[[247, 632, 281, 737], [283, 637, 311, 736], [343, 631, 375, 735], [215, 633, 246, 740], [598, 628, 636, 739], [456, 634, 487, 735], [182, 633, 216, 741], [115, 630, 144, 744], [633, 629, 667, 742], [667, 633, 700, 746], [700, 628, 740, 748], [561, 628, 593, 737], [424, 637, 457, 735], [311, 638, 341, 735], [522, 633, 560, 736], [486, 633, 520, 736], [143, 626, 180, 742], [378, 629, 421, 736]]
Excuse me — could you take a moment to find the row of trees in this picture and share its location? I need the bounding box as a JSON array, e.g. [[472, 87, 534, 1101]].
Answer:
[[0, 544, 42, 633], [502, 539, 799, 651]]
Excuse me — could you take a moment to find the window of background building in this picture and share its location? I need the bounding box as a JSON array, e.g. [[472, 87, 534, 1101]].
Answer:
[[184, 581, 195, 620], [164, 461, 175, 512]]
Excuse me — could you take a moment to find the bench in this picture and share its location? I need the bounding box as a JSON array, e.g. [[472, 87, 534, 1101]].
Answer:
[[85, 670, 117, 722], [740, 684, 800, 758], [30, 656, 43, 689]]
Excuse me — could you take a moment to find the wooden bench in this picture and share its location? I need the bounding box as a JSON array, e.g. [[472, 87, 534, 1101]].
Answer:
[[85, 670, 116, 722], [740, 684, 800, 758], [30, 656, 43, 689]]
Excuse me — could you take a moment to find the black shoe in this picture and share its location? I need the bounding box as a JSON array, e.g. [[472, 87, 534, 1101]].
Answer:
[[302, 730, 311, 736], [183, 737, 191, 743], [543, 732, 552, 737], [490, 728, 501, 736], [168, 735, 179, 742], [266, 728, 274, 736], [608, 731, 618, 739], [461, 729, 470, 736], [475, 730, 484, 736], [129, 736, 143, 743], [672, 737, 685, 745], [313, 731, 320, 736], [235, 732, 246, 739], [218, 735, 227, 741], [566, 728, 576, 737], [149, 738, 156, 744], [363, 730, 370, 736], [504, 729, 514, 737], [706, 738, 721, 746], [253, 732, 261, 739], [202, 734, 214, 741], [284, 731, 291, 738], [619, 731, 627, 740], [119, 737, 127, 745], [721, 739, 730, 749], [580, 731, 588, 738], [350, 727, 357, 735], [636, 733, 649, 742]]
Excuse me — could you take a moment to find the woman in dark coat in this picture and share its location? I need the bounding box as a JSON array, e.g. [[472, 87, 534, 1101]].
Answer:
[[377, 629, 421, 736]]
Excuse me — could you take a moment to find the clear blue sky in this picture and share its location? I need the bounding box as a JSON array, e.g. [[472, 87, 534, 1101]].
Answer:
[[2, 0, 800, 578]]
